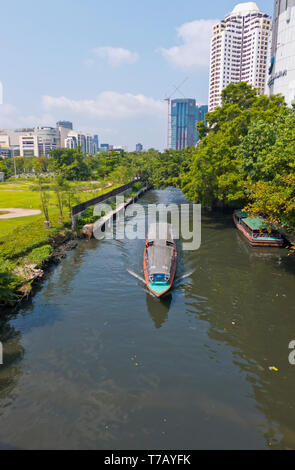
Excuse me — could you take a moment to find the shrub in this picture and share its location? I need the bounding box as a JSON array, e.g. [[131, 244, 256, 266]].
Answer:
[[25, 245, 53, 267], [0, 271, 21, 306], [132, 182, 143, 192]]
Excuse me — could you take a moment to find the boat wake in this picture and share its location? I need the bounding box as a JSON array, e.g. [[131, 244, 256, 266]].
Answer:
[[178, 270, 194, 281], [174, 270, 194, 288], [127, 269, 146, 284]]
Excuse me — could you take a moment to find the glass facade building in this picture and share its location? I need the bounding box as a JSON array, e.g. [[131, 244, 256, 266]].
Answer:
[[171, 99, 198, 150], [171, 100, 208, 150], [197, 105, 208, 123], [56, 121, 73, 130], [93, 135, 99, 153]]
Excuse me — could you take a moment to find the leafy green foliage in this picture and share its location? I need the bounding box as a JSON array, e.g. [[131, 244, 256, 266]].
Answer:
[[0, 270, 21, 306], [25, 245, 53, 267], [180, 82, 287, 209]]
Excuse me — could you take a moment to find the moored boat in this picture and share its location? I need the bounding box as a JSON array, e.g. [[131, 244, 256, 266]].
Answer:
[[233, 210, 283, 247], [143, 223, 177, 297]]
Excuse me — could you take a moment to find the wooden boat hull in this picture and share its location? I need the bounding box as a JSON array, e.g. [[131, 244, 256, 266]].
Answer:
[[233, 214, 283, 247]]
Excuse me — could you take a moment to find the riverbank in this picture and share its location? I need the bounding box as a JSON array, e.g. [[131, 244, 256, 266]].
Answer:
[[0, 182, 148, 312]]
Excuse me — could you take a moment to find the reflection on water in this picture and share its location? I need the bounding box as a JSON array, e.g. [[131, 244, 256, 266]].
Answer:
[[146, 294, 172, 329], [0, 316, 24, 405], [0, 188, 295, 449]]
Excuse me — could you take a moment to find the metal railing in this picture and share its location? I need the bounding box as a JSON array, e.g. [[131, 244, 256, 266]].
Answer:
[[72, 180, 138, 216]]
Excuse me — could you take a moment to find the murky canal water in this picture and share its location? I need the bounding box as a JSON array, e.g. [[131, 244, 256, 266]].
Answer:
[[0, 188, 295, 450]]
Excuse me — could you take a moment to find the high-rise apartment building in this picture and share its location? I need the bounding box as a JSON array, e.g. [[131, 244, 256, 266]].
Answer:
[[267, 0, 295, 106], [171, 99, 199, 150], [208, 2, 272, 112]]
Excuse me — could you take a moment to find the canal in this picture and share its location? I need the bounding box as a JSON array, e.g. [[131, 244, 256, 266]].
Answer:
[[0, 187, 295, 450]]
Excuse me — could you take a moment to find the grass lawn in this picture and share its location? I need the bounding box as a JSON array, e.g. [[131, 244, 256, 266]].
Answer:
[[0, 180, 120, 267], [0, 179, 138, 306]]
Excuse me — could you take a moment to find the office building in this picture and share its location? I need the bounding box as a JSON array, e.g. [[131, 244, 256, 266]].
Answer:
[[56, 121, 73, 130], [93, 135, 99, 153], [136, 143, 143, 152], [171, 99, 199, 150], [36, 127, 59, 157], [0, 124, 95, 157], [0, 146, 12, 159], [100, 144, 110, 152], [195, 105, 209, 141], [208, 2, 272, 111], [196, 105, 208, 123], [65, 131, 95, 154], [268, 0, 295, 106]]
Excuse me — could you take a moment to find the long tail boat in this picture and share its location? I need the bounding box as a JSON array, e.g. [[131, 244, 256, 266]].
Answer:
[[233, 210, 283, 247], [143, 223, 177, 297]]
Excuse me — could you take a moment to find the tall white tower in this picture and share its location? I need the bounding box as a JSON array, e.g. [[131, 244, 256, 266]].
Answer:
[[208, 2, 272, 112], [268, 0, 295, 106]]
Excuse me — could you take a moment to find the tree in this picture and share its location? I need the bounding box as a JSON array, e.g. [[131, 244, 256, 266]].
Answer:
[[180, 83, 286, 208], [53, 174, 66, 223]]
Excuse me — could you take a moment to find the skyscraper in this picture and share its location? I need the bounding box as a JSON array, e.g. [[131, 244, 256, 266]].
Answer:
[[267, 0, 295, 106], [93, 135, 99, 153], [171, 99, 198, 150], [208, 2, 272, 112]]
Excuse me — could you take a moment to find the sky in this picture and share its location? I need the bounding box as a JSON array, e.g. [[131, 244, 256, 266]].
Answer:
[[0, 0, 273, 151]]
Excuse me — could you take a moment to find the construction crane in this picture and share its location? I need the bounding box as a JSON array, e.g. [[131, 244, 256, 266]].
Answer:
[[164, 77, 188, 149]]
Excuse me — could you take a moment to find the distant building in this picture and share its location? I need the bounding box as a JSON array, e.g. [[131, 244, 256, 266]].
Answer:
[[65, 131, 95, 154], [136, 143, 143, 152], [93, 135, 99, 153], [0, 123, 95, 157], [208, 2, 272, 111], [100, 144, 110, 152], [56, 121, 73, 130], [36, 127, 59, 157], [197, 105, 208, 123], [171, 99, 198, 150], [268, 0, 295, 106], [0, 147, 11, 159], [195, 105, 209, 141]]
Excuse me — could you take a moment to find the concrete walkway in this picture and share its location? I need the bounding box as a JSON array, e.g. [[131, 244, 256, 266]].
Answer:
[[0, 208, 41, 219]]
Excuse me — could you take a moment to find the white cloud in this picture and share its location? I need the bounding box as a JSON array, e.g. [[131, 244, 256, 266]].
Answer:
[[93, 46, 139, 67], [160, 19, 218, 68], [0, 103, 58, 129], [42, 91, 166, 120]]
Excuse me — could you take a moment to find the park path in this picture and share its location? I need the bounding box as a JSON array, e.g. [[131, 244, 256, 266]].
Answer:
[[0, 208, 41, 219]]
